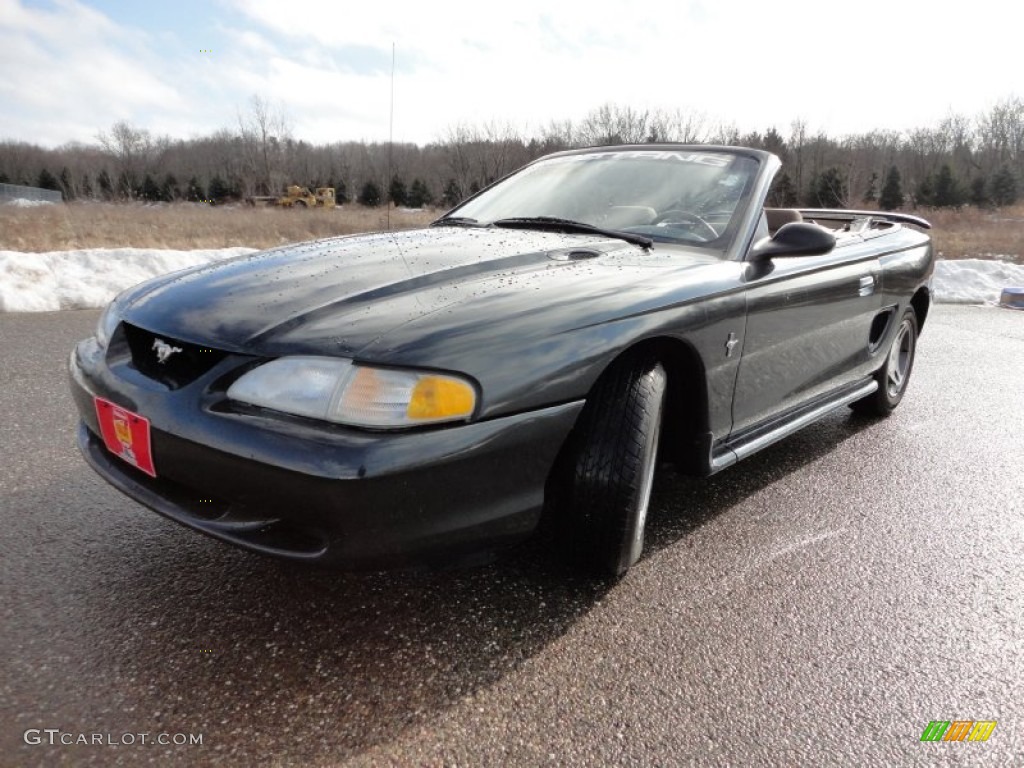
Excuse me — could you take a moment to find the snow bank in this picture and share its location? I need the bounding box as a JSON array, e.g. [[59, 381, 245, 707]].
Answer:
[[0, 247, 1021, 312], [3, 198, 56, 207], [0, 247, 256, 312], [932, 258, 1024, 305]]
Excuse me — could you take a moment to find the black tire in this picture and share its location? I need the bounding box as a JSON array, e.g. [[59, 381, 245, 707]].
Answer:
[[851, 307, 918, 416], [555, 353, 667, 576]]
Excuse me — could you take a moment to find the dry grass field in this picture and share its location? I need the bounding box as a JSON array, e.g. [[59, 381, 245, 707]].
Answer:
[[0, 201, 438, 252], [923, 204, 1024, 261], [1, 200, 1021, 262]]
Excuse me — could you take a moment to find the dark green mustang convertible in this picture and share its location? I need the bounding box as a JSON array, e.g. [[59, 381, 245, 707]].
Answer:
[[69, 145, 933, 576]]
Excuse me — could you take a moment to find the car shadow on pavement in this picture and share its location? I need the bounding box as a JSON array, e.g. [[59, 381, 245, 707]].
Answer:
[[61, 507, 609, 764], [643, 407, 879, 554], [56, 408, 877, 765]]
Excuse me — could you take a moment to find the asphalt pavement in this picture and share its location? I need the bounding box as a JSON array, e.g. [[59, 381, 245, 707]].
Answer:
[[1, 304, 1022, 767]]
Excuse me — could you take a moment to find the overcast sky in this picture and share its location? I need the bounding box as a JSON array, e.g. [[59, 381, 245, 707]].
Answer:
[[1, 0, 1020, 148]]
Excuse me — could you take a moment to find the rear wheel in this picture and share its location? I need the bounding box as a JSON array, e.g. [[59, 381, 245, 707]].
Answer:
[[851, 307, 918, 416], [555, 353, 667, 576]]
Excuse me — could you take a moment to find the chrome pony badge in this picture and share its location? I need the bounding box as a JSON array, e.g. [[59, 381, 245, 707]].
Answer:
[[152, 338, 183, 364]]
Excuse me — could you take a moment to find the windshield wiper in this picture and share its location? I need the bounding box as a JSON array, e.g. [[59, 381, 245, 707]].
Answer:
[[491, 216, 653, 249], [431, 216, 483, 228]]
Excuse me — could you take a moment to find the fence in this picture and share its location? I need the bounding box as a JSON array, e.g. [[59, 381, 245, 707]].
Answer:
[[0, 183, 63, 203]]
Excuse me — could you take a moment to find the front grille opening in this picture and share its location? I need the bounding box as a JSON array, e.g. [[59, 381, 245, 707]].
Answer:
[[123, 323, 227, 389], [85, 427, 328, 560]]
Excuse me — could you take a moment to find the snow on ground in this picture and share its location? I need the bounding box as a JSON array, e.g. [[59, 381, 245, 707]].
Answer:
[[0, 247, 256, 312], [2, 198, 56, 207], [931, 258, 1024, 305], [0, 247, 1022, 312]]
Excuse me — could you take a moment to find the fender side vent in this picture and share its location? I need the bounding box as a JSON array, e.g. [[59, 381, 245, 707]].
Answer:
[[868, 307, 896, 352]]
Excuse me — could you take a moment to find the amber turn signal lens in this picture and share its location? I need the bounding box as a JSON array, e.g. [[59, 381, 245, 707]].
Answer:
[[407, 376, 476, 421]]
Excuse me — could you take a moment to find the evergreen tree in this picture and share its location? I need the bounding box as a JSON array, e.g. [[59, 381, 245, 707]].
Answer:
[[914, 174, 935, 207], [441, 178, 463, 208], [37, 168, 61, 192], [879, 166, 904, 210], [208, 175, 231, 202], [185, 176, 205, 202], [933, 164, 962, 208], [469, 180, 481, 195], [863, 171, 878, 203], [0, 171, 9, 184], [97, 169, 113, 200], [140, 174, 161, 201], [802, 173, 818, 206], [814, 167, 844, 208], [335, 179, 349, 204], [59, 167, 75, 200], [767, 171, 797, 207], [406, 178, 432, 208], [80, 173, 93, 199], [991, 166, 1018, 207], [160, 173, 179, 202], [969, 177, 989, 208], [388, 175, 407, 207], [358, 180, 381, 207], [762, 127, 787, 158]]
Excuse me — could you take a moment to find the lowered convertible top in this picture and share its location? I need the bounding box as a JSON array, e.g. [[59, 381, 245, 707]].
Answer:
[[797, 208, 932, 230]]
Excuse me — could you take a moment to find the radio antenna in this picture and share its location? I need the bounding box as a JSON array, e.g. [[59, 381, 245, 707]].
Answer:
[[386, 42, 395, 231]]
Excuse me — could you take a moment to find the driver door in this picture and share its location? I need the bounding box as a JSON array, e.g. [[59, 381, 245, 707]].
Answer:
[[731, 244, 882, 436]]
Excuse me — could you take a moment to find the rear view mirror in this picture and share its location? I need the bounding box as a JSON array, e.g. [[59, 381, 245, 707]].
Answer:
[[749, 222, 836, 261]]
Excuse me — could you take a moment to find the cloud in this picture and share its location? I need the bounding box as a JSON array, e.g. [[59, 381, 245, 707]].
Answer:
[[0, 0, 188, 144], [1, 0, 1023, 148]]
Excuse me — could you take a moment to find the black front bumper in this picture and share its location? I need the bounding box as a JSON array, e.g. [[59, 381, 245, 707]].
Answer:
[[69, 338, 583, 569]]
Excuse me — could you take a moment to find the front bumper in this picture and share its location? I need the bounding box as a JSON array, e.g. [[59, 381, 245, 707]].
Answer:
[[69, 337, 583, 569]]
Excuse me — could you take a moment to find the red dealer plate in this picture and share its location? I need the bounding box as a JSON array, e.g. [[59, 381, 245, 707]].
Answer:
[[93, 397, 157, 477]]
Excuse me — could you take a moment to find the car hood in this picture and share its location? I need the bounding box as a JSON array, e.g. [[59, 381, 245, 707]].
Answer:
[[121, 227, 722, 357]]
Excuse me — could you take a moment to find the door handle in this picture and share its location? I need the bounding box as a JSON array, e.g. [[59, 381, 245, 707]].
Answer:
[[858, 275, 875, 296]]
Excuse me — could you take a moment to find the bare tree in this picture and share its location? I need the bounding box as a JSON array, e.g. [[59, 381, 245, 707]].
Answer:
[[237, 95, 292, 195], [576, 104, 651, 145], [788, 118, 808, 198], [438, 122, 478, 197], [976, 96, 1024, 177], [96, 120, 152, 198]]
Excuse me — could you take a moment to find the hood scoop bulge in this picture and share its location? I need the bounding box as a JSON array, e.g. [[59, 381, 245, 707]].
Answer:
[[547, 248, 603, 262]]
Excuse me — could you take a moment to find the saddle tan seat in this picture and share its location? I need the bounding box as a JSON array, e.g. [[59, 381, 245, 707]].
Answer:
[[764, 208, 803, 234]]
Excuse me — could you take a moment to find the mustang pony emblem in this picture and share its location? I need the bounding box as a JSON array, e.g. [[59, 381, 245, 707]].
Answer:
[[152, 338, 183, 364]]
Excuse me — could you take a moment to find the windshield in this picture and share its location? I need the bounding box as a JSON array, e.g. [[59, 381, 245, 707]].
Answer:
[[445, 149, 759, 250]]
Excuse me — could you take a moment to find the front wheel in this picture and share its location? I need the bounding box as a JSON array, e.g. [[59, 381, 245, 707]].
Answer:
[[851, 307, 918, 416], [555, 354, 667, 576]]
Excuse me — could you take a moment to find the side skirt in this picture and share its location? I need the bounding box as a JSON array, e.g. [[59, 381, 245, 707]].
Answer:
[[709, 378, 878, 474]]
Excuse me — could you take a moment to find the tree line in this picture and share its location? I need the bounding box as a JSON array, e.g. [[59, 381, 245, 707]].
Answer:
[[1, 96, 1021, 211]]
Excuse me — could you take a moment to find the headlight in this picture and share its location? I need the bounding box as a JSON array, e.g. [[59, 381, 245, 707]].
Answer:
[[95, 298, 124, 349], [226, 356, 477, 428]]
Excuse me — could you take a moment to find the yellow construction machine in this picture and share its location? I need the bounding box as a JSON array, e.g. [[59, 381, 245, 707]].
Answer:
[[248, 186, 336, 208]]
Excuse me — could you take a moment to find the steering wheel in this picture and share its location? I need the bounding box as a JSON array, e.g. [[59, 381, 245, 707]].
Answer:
[[651, 210, 719, 240]]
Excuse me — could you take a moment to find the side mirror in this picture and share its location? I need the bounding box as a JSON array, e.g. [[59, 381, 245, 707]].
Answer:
[[749, 222, 836, 261]]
